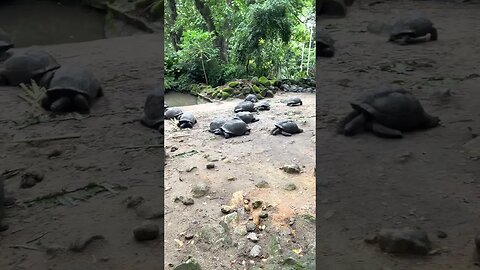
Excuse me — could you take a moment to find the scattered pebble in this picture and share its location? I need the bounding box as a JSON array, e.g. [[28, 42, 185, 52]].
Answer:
[[252, 201, 262, 209], [133, 222, 159, 241], [124, 196, 144, 208], [246, 222, 256, 232], [185, 233, 194, 240], [374, 228, 432, 255], [227, 177, 237, 181], [192, 183, 210, 198], [437, 230, 447, 239], [221, 205, 234, 214], [20, 171, 44, 189], [135, 203, 163, 219], [186, 166, 197, 172], [255, 180, 269, 188], [249, 244, 262, 257], [284, 183, 297, 191], [47, 149, 62, 159], [259, 211, 268, 219], [174, 196, 194, 206], [206, 163, 215, 169], [247, 232, 259, 242], [173, 258, 201, 270], [281, 164, 301, 174]]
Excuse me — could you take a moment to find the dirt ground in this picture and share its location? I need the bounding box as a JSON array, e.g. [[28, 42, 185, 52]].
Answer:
[[317, 1, 480, 269], [0, 34, 164, 270], [164, 92, 316, 269]]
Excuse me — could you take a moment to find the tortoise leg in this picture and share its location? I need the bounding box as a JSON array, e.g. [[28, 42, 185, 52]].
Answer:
[[396, 35, 410, 45], [429, 27, 438, 41], [369, 122, 403, 138], [245, 130, 250, 135], [271, 128, 281, 135], [40, 94, 51, 110], [96, 86, 104, 97], [343, 113, 367, 136], [38, 71, 55, 88], [318, 47, 335, 57], [73, 94, 90, 114], [224, 133, 231, 139], [281, 131, 293, 136], [50, 96, 72, 113]]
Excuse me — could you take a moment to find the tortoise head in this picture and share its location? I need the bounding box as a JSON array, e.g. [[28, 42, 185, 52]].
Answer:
[[425, 114, 441, 128]]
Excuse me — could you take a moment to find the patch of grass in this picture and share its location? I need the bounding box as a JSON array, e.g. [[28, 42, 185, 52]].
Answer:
[[18, 80, 47, 117]]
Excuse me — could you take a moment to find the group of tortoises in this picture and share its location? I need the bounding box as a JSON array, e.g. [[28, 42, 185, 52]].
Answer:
[[156, 95, 305, 139], [317, 12, 438, 58], [0, 29, 102, 114], [316, 11, 441, 138]]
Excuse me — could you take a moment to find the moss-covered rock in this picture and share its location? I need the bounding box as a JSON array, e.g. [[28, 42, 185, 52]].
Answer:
[[251, 76, 259, 85], [228, 81, 239, 88], [265, 90, 274, 98], [259, 76, 270, 86], [223, 87, 234, 94], [252, 85, 261, 94], [221, 92, 230, 100]]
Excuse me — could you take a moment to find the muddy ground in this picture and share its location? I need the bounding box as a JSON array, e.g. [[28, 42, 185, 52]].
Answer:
[[0, 34, 163, 270], [317, 1, 480, 269], [164, 92, 316, 269]]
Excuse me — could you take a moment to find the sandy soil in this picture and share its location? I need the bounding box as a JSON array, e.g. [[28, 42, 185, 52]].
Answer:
[[317, 1, 480, 269], [164, 92, 316, 269], [0, 34, 164, 270]]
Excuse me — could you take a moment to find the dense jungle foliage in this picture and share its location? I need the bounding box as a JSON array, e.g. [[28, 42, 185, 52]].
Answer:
[[164, 0, 315, 92]]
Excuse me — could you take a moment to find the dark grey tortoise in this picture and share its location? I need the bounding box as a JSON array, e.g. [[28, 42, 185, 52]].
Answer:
[[209, 117, 227, 134], [271, 120, 304, 136], [0, 28, 14, 59], [256, 100, 270, 111], [235, 112, 259, 124], [165, 107, 183, 120], [338, 87, 440, 138], [317, 27, 335, 57], [234, 101, 256, 113], [141, 87, 164, 134], [177, 112, 197, 129], [286, 96, 302, 106], [389, 13, 437, 45], [0, 49, 60, 87], [244, 94, 258, 103], [41, 65, 103, 114], [219, 118, 250, 138]]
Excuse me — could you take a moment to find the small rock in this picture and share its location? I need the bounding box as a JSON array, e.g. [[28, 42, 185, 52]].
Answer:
[[247, 232, 259, 242], [288, 218, 295, 226], [133, 222, 159, 241], [284, 183, 297, 191], [124, 196, 144, 208], [255, 180, 269, 188], [206, 163, 215, 169], [437, 230, 447, 239], [182, 197, 194, 205], [223, 212, 239, 225], [47, 149, 62, 158], [20, 171, 44, 189], [234, 226, 248, 236], [252, 201, 262, 209], [259, 211, 268, 219], [227, 177, 237, 181], [281, 164, 301, 174], [135, 203, 163, 220], [192, 183, 209, 198], [246, 222, 256, 232], [221, 205, 234, 214], [376, 228, 432, 255], [185, 233, 194, 240], [173, 258, 201, 270], [250, 245, 262, 257], [69, 233, 105, 252]]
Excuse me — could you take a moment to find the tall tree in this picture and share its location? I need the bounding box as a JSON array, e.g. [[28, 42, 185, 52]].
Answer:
[[166, 0, 182, 51]]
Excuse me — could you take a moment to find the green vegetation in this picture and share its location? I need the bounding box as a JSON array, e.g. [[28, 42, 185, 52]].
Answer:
[[164, 0, 315, 97]]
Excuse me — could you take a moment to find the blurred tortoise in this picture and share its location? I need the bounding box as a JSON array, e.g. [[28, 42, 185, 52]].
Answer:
[[209, 117, 227, 134], [141, 87, 164, 134], [286, 96, 303, 106], [218, 118, 250, 138], [271, 120, 304, 136], [41, 65, 103, 114], [165, 107, 183, 120], [388, 14, 437, 45], [0, 49, 60, 87], [235, 111, 259, 124], [317, 28, 335, 57], [338, 87, 440, 138], [234, 101, 256, 113], [0, 28, 14, 60], [244, 93, 258, 103], [256, 100, 270, 111], [177, 112, 197, 129]]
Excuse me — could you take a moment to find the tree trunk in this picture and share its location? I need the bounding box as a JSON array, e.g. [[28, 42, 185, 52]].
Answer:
[[167, 0, 182, 51], [193, 0, 228, 62]]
